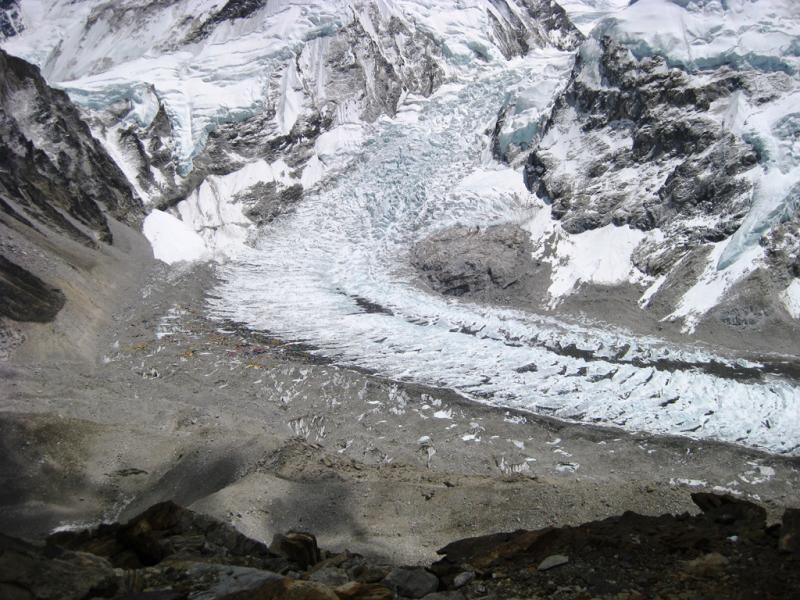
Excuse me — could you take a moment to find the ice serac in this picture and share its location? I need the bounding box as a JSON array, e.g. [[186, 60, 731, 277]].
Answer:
[[522, 0, 800, 329]]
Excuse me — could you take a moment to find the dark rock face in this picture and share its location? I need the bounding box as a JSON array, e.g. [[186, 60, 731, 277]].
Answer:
[[0, 533, 118, 600], [0, 256, 65, 322], [431, 493, 800, 598], [523, 37, 756, 248], [186, 0, 269, 42], [243, 183, 304, 226], [0, 49, 142, 246], [382, 567, 439, 598], [49, 501, 284, 572], [515, 0, 583, 52], [269, 531, 322, 571], [488, 0, 583, 59], [410, 224, 539, 297], [0, 0, 22, 40], [14, 501, 400, 599], [763, 212, 800, 282]]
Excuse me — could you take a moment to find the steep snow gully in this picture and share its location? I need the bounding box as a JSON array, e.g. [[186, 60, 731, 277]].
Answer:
[[3, 0, 800, 454]]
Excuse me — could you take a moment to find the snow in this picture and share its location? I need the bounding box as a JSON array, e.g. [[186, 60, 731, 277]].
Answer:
[[453, 166, 532, 207], [212, 50, 800, 455], [545, 224, 653, 306], [302, 123, 371, 186], [143, 209, 210, 264], [781, 279, 800, 319], [638, 275, 667, 309], [669, 241, 764, 333], [559, 0, 631, 35], [594, 0, 800, 73], [175, 160, 298, 259]]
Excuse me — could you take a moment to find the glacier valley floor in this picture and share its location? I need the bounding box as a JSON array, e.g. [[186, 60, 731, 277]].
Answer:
[[2, 258, 798, 564]]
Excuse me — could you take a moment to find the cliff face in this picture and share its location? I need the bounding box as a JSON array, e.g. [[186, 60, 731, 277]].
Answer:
[[0, 48, 146, 356], [0, 48, 141, 249]]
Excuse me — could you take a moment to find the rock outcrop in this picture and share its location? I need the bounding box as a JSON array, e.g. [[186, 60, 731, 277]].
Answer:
[[2, 493, 797, 599], [410, 223, 545, 303], [523, 36, 758, 261], [0, 0, 22, 41], [0, 48, 147, 357], [432, 492, 800, 598], [0, 49, 141, 248]]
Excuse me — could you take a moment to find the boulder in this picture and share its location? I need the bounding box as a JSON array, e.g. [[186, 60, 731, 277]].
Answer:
[[381, 567, 439, 598]]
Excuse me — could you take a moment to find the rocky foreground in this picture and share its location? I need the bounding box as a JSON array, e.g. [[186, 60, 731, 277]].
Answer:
[[2, 493, 798, 599]]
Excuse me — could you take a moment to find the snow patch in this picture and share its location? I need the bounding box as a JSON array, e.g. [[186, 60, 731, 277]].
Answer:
[[668, 241, 764, 333], [142, 209, 209, 265], [545, 224, 652, 306], [780, 279, 800, 319]]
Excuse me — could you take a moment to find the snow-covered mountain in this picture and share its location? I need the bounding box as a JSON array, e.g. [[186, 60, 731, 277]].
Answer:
[[2, 0, 581, 258], [2, 0, 800, 453], [522, 0, 800, 334]]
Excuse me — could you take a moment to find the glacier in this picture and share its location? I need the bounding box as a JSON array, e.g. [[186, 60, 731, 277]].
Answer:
[[212, 48, 799, 454], [3, 0, 800, 455]]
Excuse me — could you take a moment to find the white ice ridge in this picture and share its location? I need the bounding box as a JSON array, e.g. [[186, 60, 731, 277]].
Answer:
[[211, 49, 800, 455], [781, 280, 800, 320]]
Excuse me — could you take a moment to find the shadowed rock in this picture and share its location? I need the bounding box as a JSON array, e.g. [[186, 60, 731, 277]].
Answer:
[[0, 256, 65, 322], [1, 494, 797, 598]]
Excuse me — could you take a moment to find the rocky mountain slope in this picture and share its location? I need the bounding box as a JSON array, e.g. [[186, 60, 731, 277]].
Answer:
[[0, 46, 148, 358], [517, 0, 800, 336]]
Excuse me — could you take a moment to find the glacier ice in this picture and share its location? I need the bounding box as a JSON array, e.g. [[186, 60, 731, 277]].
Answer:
[[212, 49, 800, 455]]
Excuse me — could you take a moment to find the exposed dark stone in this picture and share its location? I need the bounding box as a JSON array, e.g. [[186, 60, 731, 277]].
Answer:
[[432, 493, 799, 598], [0, 256, 65, 322], [0, 532, 118, 600], [244, 183, 304, 226], [4, 495, 798, 599], [411, 224, 535, 297], [780, 508, 800, 554], [381, 566, 439, 598], [49, 501, 281, 571], [349, 562, 392, 584], [691, 492, 767, 527], [187, 0, 268, 42], [0, 49, 142, 246], [269, 531, 321, 571], [0, 0, 22, 40], [333, 581, 394, 600], [487, 0, 583, 60]]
